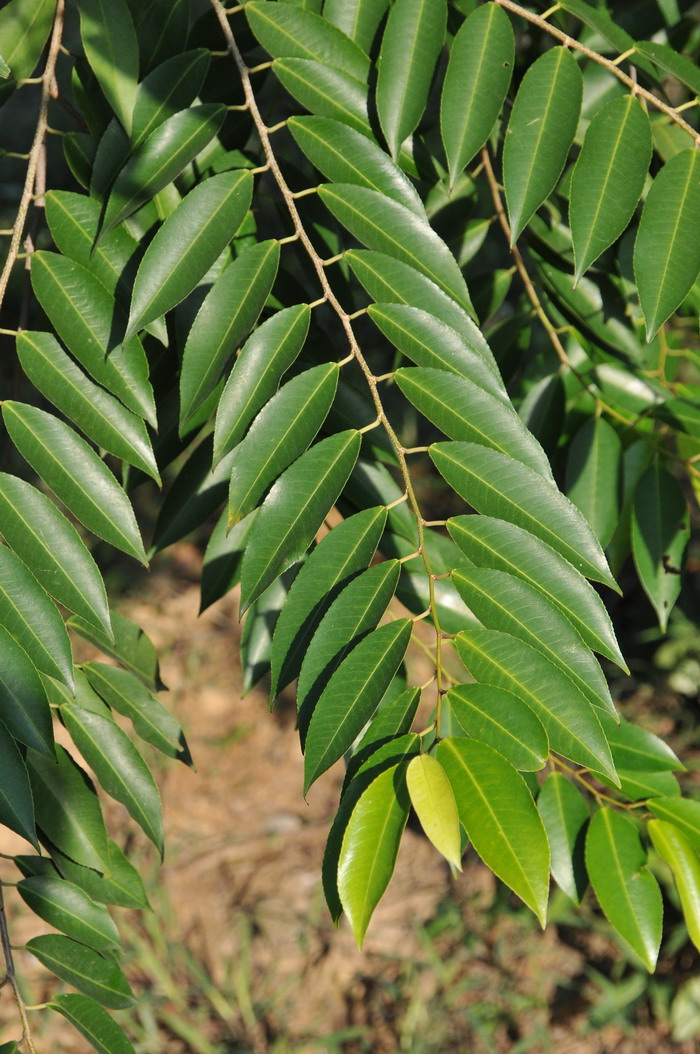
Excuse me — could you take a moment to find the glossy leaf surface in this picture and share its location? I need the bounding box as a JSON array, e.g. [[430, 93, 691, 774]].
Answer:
[[632, 462, 690, 631], [246, 2, 369, 80], [18, 877, 120, 950], [0, 722, 38, 847], [648, 819, 700, 953], [76, 0, 138, 133], [444, 683, 548, 772], [406, 754, 463, 870], [565, 417, 622, 549], [537, 772, 589, 904], [27, 935, 135, 1009], [49, 994, 135, 1054]]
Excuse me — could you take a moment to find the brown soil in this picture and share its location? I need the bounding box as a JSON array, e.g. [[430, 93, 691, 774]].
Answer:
[[1, 547, 697, 1053]]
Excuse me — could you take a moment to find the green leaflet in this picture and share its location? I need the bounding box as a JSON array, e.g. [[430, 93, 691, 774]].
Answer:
[[570, 94, 652, 282], [49, 994, 135, 1054], [648, 819, 700, 953], [200, 510, 258, 613], [297, 560, 401, 734], [48, 838, 149, 910], [62, 132, 97, 189], [0, 0, 55, 82], [600, 713, 683, 774], [27, 745, 109, 872], [303, 618, 413, 793], [649, 799, 700, 853], [133, 0, 189, 76], [444, 683, 548, 772], [395, 367, 552, 479], [246, 1, 369, 80], [274, 58, 371, 136], [537, 773, 589, 905], [90, 117, 131, 201], [632, 462, 690, 631], [0, 540, 72, 692], [338, 763, 411, 946], [610, 769, 680, 802], [406, 754, 463, 870], [565, 417, 622, 550], [0, 722, 39, 848], [102, 104, 226, 232], [0, 623, 54, 753], [240, 430, 361, 612], [17, 876, 120, 951], [323, 0, 389, 52], [375, 0, 447, 158], [447, 515, 626, 669], [454, 626, 618, 783], [269, 506, 387, 699], [127, 170, 253, 339], [503, 47, 582, 243], [2, 402, 147, 566], [368, 303, 506, 401], [586, 808, 662, 971], [30, 251, 156, 425], [61, 704, 163, 854], [84, 662, 191, 765], [213, 301, 309, 463], [76, 0, 138, 133], [229, 364, 339, 525], [68, 610, 164, 691], [289, 116, 425, 216], [181, 239, 281, 431], [437, 738, 550, 924], [453, 566, 614, 716], [131, 48, 210, 148], [343, 686, 421, 791], [16, 332, 160, 483], [27, 935, 135, 1009], [634, 149, 700, 341], [441, 3, 514, 187], [636, 41, 700, 98], [432, 442, 619, 591], [319, 185, 475, 317]]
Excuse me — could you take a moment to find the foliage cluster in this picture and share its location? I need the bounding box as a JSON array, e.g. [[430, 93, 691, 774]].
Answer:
[[0, 0, 699, 1049]]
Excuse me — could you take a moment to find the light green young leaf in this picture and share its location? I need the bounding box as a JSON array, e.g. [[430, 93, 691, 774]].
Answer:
[[240, 430, 361, 612], [213, 300, 307, 462], [445, 683, 548, 771], [565, 417, 622, 549], [0, 722, 39, 848], [246, 1, 369, 80], [537, 773, 589, 904], [437, 737, 550, 924], [76, 0, 138, 133], [67, 610, 164, 691], [319, 184, 475, 317], [229, 364, 339, 525], [648, 819, 700, 953], [441, 3, 514, 187], [503, 47, 582, 243], [3, 403, 147, 566], [16, 332, 160, 483], [338, 763, 410, 946], [270, 506, 387, 699], [454, 626, 617, 783], [570, 94, 652, 282], [447, 515, 627, 670], [375, 0, 447, 158], [27, 935, 135, 1009], [406, 754, 463, 870], [304, 619, 412, 794], [18, 877, 120, 951], [634, 149, 700, 341], [49, 994, 135, 1054], [61, 704, 163, 855], [432, 442, 619, 591], [632, 462, 690, 631], [127, 170, 253, 339], [586, 808, 662, 971]]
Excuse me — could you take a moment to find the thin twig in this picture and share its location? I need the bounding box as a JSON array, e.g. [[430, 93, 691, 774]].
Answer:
[[0, 885, 38, 1054]]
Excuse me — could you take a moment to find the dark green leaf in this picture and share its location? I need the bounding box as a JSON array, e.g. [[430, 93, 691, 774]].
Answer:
[[131, 48, 210, 148], [49, 993, 135, 1054], [586, 808, 662, 971], [600, 713, 682, 774], [635, 41, 700, 97], [632, 462, 690, 631], [240, 430, 361, 611], [0, 721, 38, 848], [432, 442, 619, 590], [0, 626, 54, 755], [200, 509, 258, 613], [49, 838, 149, 910], [437, 737, 550, 924], [150, 437, 231, 555], [273, 58, 371, 136], [323, 0, 389, 52], [181, 239, 281, 430], [270, 506, 387, 699], [344, 686, 420, 789], [241, 568, 298, 693], [445, 683, 548, 771], [304, 618, 412, 793], [18, 876, 120, 950], [441, 3, 514, 186], [3, 403, 147, 566], [376, 0, 447, 158], [0, 0, 55, 82], [565, 417, 622, 549], [634, 149, 700, 341], [537, 772, 589, 904], [67, 610, 164, 691], [570, 95, 651, 282], [76, 0, 138, 133], [246, 1, 369, 80], [27, 935, 135, 1009], [133, 0, 189, 75], [503, 47, 582, 242], [319, 184, 475, 317], [229, 363, 339, 525]]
